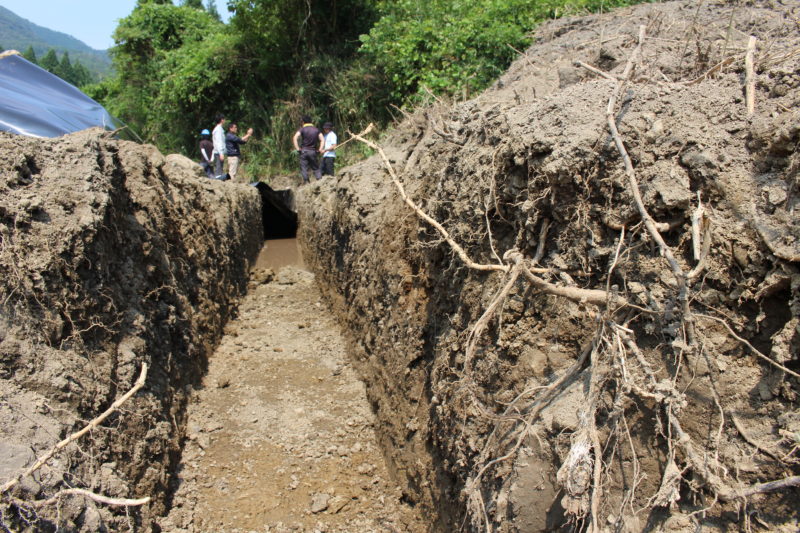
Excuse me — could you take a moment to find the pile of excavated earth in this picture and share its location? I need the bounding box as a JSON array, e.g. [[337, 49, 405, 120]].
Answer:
[[1, 0, 799, 531], [298, 1, 799, 531]]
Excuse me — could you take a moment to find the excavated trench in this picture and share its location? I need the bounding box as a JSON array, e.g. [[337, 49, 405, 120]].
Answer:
[[2, 2, 800, 532], [0, 139, 428, 532], [159, 185, 429, 532]]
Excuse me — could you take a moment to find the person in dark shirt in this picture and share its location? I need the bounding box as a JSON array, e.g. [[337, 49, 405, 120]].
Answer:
[[198, 129, 215, 179], [291, 115, 323, 184], [224, 122, 253, 183]]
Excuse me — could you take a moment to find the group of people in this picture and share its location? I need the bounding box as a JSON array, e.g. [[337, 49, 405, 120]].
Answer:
[[292, 115, 338, 184], [199, 113, 253, 183], [198, 113, 338, 185]]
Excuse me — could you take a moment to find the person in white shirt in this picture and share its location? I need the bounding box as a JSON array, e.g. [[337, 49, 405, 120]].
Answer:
[[211, 113, 227, 177], [320, 122, 338, 177]]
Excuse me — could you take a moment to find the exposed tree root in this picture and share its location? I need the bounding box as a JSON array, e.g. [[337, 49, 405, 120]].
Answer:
[[349, 15, 799, 529], [1, 365, 150, 509], [26, 489, 150, 508]]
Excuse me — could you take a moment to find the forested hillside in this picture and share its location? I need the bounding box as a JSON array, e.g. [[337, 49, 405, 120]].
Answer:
[[0, 5, 111, 80], [90, 0, 646, 174]]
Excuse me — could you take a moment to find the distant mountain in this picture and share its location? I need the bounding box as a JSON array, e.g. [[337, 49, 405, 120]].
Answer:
[[0, 5, 112, 79]]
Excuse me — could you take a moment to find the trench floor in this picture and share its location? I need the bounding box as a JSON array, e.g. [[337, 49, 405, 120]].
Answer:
[[160, 249, 426, 532]]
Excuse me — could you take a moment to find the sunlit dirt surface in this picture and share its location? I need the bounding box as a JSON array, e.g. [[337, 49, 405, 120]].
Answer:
[[161, 263, 426, 532]]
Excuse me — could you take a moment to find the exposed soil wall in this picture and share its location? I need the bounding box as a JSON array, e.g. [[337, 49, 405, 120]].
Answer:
[[298, 1, 800, 531], [0, 130, 262, 531]]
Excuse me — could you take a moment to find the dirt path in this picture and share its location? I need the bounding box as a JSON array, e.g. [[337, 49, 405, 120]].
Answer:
[[160, 247, 425, 533]]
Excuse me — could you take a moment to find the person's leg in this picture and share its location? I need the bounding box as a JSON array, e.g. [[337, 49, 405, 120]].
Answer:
[[311, 153, 321, 181], [299, 151, 310, 183], [229, 156, 240, 182], [321, 157, 334, 176], [214, 155, 224, 176], [203, 161, 214, 179]]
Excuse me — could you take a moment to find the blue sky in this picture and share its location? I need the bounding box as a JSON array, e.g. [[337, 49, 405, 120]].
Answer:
[[1, 1, 230, 50]]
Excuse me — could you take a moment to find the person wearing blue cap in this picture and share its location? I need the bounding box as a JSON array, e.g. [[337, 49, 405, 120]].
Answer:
[[198, 129, 216, 179]]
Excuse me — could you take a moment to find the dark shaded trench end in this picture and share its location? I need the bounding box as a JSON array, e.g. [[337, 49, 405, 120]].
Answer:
[[255, 182, 297, 239]]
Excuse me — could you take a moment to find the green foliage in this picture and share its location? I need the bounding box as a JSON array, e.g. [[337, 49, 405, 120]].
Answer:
[[95, 0, 653, 177], [39, 48, 59, 72], [32, 48, 93, 87], [55, 51, 74, 81], [359, 0, 645, 106], [101, 2, 231, 152], [22, 45, 37, 63]]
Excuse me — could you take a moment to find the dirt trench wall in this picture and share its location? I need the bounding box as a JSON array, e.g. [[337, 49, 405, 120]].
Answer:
[[299, 1, 799, 531], [0, 130, 263, 531]]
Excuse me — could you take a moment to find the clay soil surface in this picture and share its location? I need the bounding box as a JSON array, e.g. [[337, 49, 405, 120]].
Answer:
[[161, 250, 426, 532]]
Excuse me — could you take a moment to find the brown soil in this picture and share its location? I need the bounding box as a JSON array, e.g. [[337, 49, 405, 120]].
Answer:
[[0, 130, 263, 531], [297, 1, 800, 531], [160, 259, 426, 532]]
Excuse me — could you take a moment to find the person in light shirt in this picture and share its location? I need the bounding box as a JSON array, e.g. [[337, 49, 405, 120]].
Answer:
[[211, 113, 227, 178], [320, 122, 338, 177]]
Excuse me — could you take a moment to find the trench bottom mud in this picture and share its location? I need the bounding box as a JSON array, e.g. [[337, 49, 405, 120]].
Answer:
[[160, 241, 426, 532]]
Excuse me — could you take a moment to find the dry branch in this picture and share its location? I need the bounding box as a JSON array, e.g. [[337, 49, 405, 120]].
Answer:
[[727, 476, 800, 500], [691, 193, 704, 262], [606, 26, 685, 287], [574, 61, 618, 82], [683, 56, 735, 85], [1, 364, 149, 495], [464, 265, 521, 375], [730, 414, 785, 463], [351, 129, 627, 306], [671, 414, 800, 501], [533, 218, 550, 264], [518, 260, 624, 307], [687, 216, 712, 281], [745, 36, 757, 116]]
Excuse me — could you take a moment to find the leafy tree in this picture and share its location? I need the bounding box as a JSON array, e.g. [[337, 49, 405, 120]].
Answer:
[[71, 60, 93, 87], [39, 49, 59, 72], [359, 0, 641, 106], [55, 51, 75, 82], [94, 0, 652, 174], [104, 1, 231, 151], [23, 45, 37, 64], [206, 0, 221, 21]]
